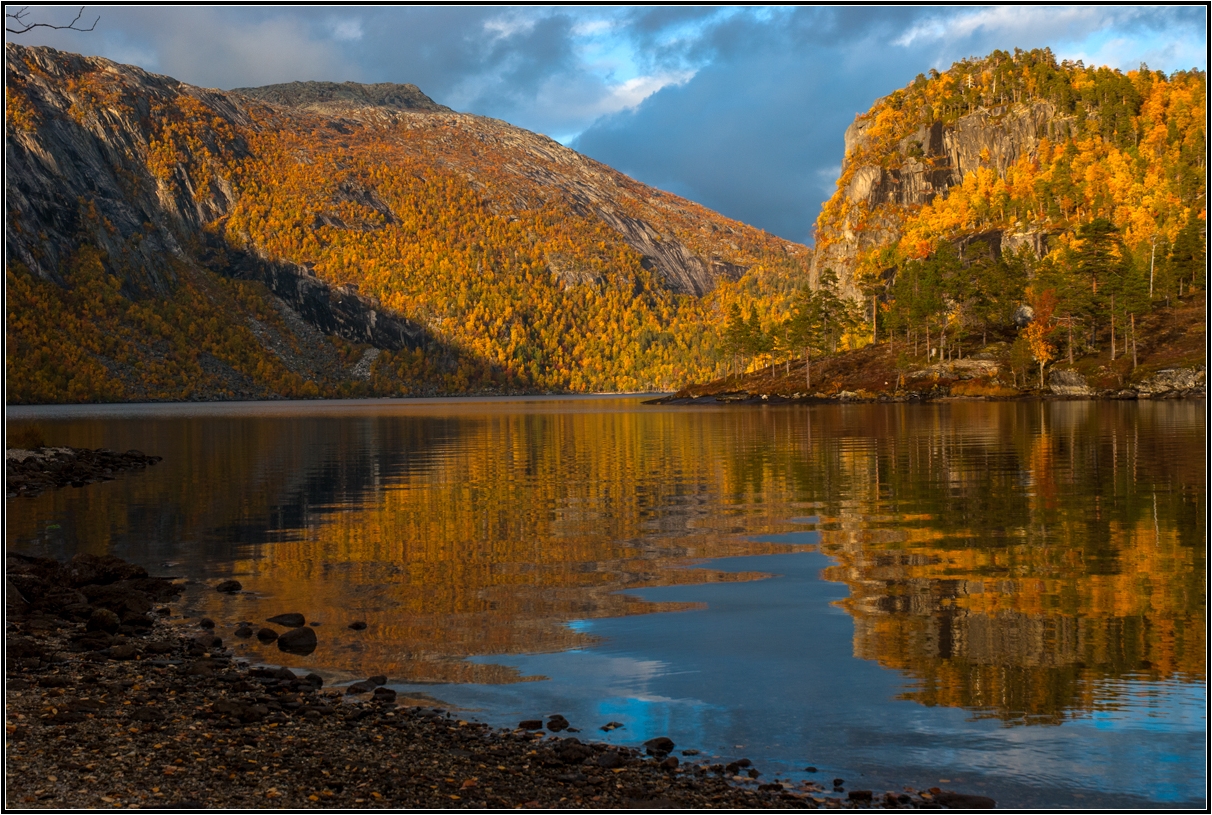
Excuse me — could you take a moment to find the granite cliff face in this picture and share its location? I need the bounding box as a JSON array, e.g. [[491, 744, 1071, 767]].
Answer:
[[813, 100, 1073, 297], [6, 46, 242, 292]]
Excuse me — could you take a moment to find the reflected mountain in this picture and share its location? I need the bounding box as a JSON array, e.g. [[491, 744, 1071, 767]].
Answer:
[[7, 399, 1204, 713]]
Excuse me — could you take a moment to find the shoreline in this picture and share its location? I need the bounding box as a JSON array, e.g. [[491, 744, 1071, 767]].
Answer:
[[645, 388, 1205, 407], [6, 553, 996, 809], [648, 361, 1205, 407]]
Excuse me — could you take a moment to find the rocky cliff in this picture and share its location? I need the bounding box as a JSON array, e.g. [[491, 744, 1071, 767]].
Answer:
[[813, 99, 1071, 297]]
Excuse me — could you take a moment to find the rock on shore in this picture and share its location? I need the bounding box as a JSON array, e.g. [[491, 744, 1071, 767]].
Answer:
[[6, 447, 163, 498], [6, 553, 991, 809]]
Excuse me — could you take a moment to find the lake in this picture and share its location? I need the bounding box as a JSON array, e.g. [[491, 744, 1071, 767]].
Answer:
[[6, 396, 1205, 808]]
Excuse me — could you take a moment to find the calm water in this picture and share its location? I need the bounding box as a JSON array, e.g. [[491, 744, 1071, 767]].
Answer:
[[6, 397, 1206, 807]]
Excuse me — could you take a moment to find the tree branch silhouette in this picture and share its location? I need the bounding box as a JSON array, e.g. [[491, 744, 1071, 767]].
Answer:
[[6, 6, 98, 34]]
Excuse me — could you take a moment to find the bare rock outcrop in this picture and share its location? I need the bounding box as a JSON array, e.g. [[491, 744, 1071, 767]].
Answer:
[[1048, 369, 1093, 396], [813, 101, 1071, 298], [1137, 367, 1206, 397]]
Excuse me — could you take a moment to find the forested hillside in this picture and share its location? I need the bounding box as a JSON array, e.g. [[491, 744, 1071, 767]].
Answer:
[[5, 44, 808, 403], [700, 48, 1205, 397]]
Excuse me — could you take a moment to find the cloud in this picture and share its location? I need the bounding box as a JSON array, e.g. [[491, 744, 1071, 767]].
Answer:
[[6, 6, 1206, 245], [892, 5, 1208, 73], [330, 18, 364, 43], [5, 6, 363, 88]]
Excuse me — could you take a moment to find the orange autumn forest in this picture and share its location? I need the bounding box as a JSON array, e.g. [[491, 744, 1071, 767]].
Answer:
[[5, 44, 1205, 403]]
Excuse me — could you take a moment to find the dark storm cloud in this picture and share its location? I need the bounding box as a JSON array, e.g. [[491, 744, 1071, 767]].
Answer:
[[572, 7, 934, 243], [8, 6, 1206, 245]]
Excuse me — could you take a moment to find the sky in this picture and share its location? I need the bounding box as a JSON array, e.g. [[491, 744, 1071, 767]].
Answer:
[[8, 5, 1207, 245]]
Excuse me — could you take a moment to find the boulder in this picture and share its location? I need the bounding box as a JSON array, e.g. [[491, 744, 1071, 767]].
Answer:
[[277, 626, 317, 655], [644, 736, 675, 756], [86, 608, 121, 634], [1049, 368, 1092, 396]]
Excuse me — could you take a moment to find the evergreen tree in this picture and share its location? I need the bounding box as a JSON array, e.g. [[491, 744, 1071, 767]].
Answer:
[[1170, 211, 1208, 293]]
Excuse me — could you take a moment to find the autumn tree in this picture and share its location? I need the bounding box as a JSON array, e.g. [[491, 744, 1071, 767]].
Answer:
[[1023, 287, 1057, 389]]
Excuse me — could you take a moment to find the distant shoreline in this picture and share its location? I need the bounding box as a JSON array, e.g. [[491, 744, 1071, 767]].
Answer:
[[4, 392, 673, 419]]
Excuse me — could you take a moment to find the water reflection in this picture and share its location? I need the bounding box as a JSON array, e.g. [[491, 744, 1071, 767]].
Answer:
[[6, 399, 1205, 724], [806, 401, 1205, 724]]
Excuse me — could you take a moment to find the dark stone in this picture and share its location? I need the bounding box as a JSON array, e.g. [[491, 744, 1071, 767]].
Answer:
[[600, 721, 624, 732], [347, 680, 377, 694], [303, 673, 324, 687], [662, 757, 680, 770], [368, 674, 387, 686], [242, 704, 270, 723], [348, 621, 367, 631], [255, 628, 279, 643], [65, 553, 148, 587], [106, 644, 139, 660], [547, 714, 570, 732], [804, 766, 818, 773], [198, 618, 215, 629], [143, 641, 175, 655], [681, 749, 699, 756], [86, 608, 121, 634], [848, 790, 873, 802], [266, 612, 306, 627], [272, 667, 297, 681], [518, 720, 544, 730], [747, 768, 760, 779], [833, 778, 845, 788], [597, 751, 622, 769], [215, 580, 242, 593], [644, 736, 675, 757], [192, 633, 222, 650], [277, 626, 317, 655], [309, 621, 321, 627], [556, 741, 593, 764], [935, 792, 996, 808], [122, 611, 154, 628], [372, 686, 397, 704], [234, 626, 254, 639], [82, 583, 152, 616]]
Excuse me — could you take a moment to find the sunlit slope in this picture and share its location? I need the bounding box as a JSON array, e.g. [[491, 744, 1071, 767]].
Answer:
[[5, 44, 809, 402], [813, 47, 1206, 298]]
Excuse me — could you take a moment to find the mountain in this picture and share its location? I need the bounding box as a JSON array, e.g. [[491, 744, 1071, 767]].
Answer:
[[812, 48, 1206, 301], [5, 44, 809, 403], [670, 48, 1205, 401]]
